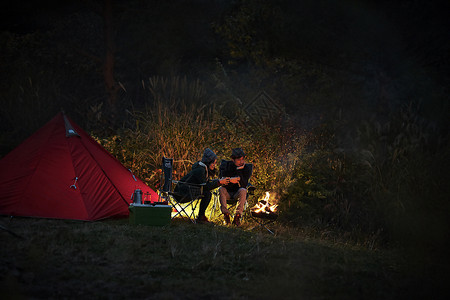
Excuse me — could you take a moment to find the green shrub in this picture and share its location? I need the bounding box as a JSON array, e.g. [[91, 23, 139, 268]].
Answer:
[[355, 102, 450, 246], [279, 101, 449, 248]]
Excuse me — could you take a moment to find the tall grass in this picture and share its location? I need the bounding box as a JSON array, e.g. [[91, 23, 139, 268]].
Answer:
[[0, 77, 59, 156], [355, 102, 449, 247], [98, 76, 305, 204], [279, 101, 449, 249]]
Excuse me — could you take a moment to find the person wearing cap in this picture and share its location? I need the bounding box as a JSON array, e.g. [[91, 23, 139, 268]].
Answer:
[[174, 148, 230, 224], [218, 148, 252, 226]]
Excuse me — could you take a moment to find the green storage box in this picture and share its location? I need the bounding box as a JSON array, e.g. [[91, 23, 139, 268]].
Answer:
[[129, 204, 172, 226]]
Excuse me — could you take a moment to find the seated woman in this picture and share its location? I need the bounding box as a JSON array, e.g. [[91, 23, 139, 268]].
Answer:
[[174, 148, 229, 224]]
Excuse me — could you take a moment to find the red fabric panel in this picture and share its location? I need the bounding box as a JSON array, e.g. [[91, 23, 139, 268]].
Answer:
[[0, 114, 87, 219], [0, 112, 159, 221], [70, 117, 159, 205], [68, 135, 125, 220]]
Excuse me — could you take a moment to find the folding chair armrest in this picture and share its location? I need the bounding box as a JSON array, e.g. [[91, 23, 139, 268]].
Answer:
[[173, 181, 206, 198], [173, 180, 206, 187]]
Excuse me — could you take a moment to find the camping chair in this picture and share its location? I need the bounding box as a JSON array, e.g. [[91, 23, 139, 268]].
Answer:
[[159, 157, 205, 223], [209, 161, 255, 222]]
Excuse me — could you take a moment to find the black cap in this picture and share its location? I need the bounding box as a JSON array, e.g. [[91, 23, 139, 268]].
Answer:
[[230, 148, 245, 159]]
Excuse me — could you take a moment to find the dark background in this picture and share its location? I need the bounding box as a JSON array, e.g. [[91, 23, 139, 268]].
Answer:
[[1, 3, 450, 293], [1, 0, 449, 154]]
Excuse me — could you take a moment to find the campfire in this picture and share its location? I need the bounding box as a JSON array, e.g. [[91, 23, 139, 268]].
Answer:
[[251, 192, 278, 220]]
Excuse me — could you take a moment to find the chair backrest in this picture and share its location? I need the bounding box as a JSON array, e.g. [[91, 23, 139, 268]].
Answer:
[[246, 163, 253, 181], [218, 160, 226, 177], [161, 157, 173, 193], [245, 163, 253, 187]]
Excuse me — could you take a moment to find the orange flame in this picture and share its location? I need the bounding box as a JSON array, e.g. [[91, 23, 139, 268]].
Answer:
[[252, 192, 278, 214]]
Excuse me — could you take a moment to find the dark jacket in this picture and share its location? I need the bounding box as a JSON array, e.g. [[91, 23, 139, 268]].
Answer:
[[219, 160, 253, 193], [174, 162, 220, 202]]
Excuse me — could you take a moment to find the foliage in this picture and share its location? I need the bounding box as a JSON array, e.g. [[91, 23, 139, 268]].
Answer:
[[96, 76, 305, 206], [278, 101, 449, 248], [355, 102, 450, 247], [277, 124, 361, 233], [0, 15, 105, 156]]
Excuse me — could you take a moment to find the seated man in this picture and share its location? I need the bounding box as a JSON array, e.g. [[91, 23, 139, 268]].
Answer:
[[174, 148, 229, 224], [218, 148, 253, 226]]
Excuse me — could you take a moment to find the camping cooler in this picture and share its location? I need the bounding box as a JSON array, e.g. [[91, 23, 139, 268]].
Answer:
[[128, 203, 172, 226]]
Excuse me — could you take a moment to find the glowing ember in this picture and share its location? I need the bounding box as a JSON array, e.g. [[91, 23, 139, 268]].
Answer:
[[251, 192, 278, 214]]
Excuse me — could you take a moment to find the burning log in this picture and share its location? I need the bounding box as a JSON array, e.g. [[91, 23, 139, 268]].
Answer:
[[251, 192, 278, 220]]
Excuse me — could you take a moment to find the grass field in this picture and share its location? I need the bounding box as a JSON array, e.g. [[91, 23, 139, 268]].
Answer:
[[1, 216, 448, 299]]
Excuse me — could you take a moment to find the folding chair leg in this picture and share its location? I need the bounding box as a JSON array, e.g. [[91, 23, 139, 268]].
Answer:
[[169, 197, 199, 223], [209, 192, 218, 220]]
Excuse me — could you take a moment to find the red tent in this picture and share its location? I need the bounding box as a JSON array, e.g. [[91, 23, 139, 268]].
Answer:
[[0, 112, 158, 221]]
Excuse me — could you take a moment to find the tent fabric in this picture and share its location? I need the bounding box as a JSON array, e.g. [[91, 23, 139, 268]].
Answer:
[[0, 112, 158, 221]]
